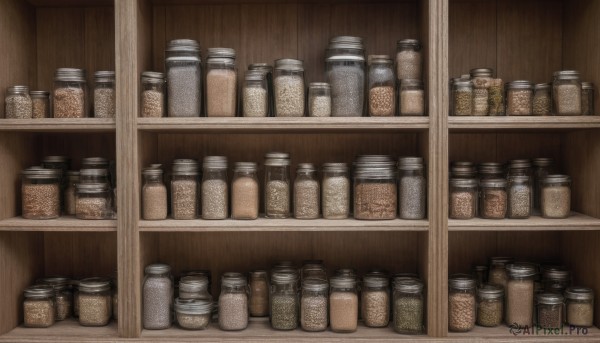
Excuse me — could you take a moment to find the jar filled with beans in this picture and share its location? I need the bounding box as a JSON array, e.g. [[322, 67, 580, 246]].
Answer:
[[78, 277, 112, 327], [452, 79, 473, 116], [396, 39, 422, 80], [243, 71, 268, 117], [542, 267, 571, 294], [274, 59, 305, 117], [448, 274, 476, 332], [206, 48, 237, 117], [5, 85, 33, 119], [249, 270, 269, 317], [231, 162, 259, 220], [140, 71, 165, 118], [368, 56, 395, 116], [533, 83, 552, 116], [23, 285, 56, 328], [470, 68, 493, 116], [308, 82, 332, 117], [75, 183, 113, 220], [581, 82, 595, 115], [506, 80, 533, 116], [53, 68, 87, 118]]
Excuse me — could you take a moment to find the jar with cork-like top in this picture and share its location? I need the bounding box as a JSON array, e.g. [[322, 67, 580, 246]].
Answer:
[[53, 68, 87, 118], [249, 270, 269, 317], [265, 152, 291, 218], [553, 70, 582, 115], [201, 156, 228, 220], [533, 83, 552, 116], [536, 293, 564, 329], [452, 79, 473, 116], [166, 39, 201, 117], [506, 263, 536, 327], [368, 56, 395, 117], [294, 163, 319, 219], [449, 178, 478, 220], [142, 168, 167, 220], [477, 284, 504, 327], [308, 82, 331, 117], [140, 71, 165, 118], [470, 68, 493, 116], [243, 71, 267, 117], [143, 264, 173, 330], [322, 162, 350, 219], [78, 277, 112, 327], [274, 59, 305, 117], [448, 274, 476, 332], [93, 71, 115, 118], [393, 279, 424, 334], [219, 272, 249, 331], [400, 79, 425, 116], [300, 278, 328, 332], [23, 285, 56, 328], [565, 287, 594, 327], [327, 39, 365, 117], [30, 90, 50, 118], [231, 162, 259, 220], [206, 48, 237, 117], [582, 82, 595, 115], [329, 276, 359, 333], [6, 85, 32, 119], [540, 175, 571, 219], [396, 39, 422, 80], [21, 168, 61, 220], [506, 80, 533, 116], [270, 271, 300, 330]]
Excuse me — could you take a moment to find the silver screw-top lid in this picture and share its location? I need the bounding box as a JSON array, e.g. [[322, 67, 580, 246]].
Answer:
[[470, 68, 494, 77], [480, 178, 507, 188], [330, 275, 357, 288], [7, 85, 30, 95], [477, 284, 504, 299], [536, 292, 564, 305], [449, 274, 476, 289], [234, 162, 257, 172], [179, 276, 209, 292], [506, 263, 537, 278], [302, 278, 328, 292], [174, 298, 213, 314], [565, 287, 594, 301], [145, 263, 172, 275], [363, 275, 389, 288], [396, 38, 421, 49], [322, 162, 348, 172], [221, 272, 247, 287], [203, 155, 228, 170], [24, 285, 55, 299], [541, 174, 571, 184], [79, 277, 111, 293], [394, 278, 424, 292], [271, 271, 299, 285]]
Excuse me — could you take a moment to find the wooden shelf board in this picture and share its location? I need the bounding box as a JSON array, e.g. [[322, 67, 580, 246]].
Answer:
[[0, 319, 117, 343], [448, 325, 600, 341], [0, 216, 116, 232], [448, 116, 600, 131], [0, 118, 116, 132], [139, 217, 428, 232], [449, 212, 600, 231]]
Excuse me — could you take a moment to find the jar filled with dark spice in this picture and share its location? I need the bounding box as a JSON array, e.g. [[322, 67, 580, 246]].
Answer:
[[581, 82, 595, 115], [171, 160, 199, 220], [479, 178, 507, 219], [470, 68, 493, 116], [270, 272, 299, 330], [218, 272, 249, 331], [79, 277, 112, 327], [322, 162, 350, 219], [53, 68, 87, 118], [452, 79, 473, 116], [565, 287, 594, 327], [477, 284, 504, 327], [274, 59, 305, 117], [449, 178, 478, 220], [327, 37, 365, 117], [506, 80, 533, 116], [354, 160, 397, 220], [536, 293, 564, 329], [542, 267, 571, 294], [533, 83, 552, 116], [398, 157, 426, 220], [553, 70, 582, 115], [248, 63, 274, 116], [166, 39, 201, 117], [396, 39, 422, 80], [175, 298, 212, 330], [362, 276, 390, 328], [206, 48, 237, 117], [448, 274, 476, 332], [300, 278, 328, 332], [540, 175, 571, 219], [329, 276, 359, 333], [39, 276, 73, 321], [75, 183, 113, 219], [507, 175, 531, 219], [294, 163, 319, 219], [140, 71, 165, 118], [473, 265, 488, 288], [368, 56, 395, 116], [23, 285, 56, 328], [30, 90, 50, 118], [488, 257, 514, 290], [201, 156, 228, 220], [22, 168, 61, 219], [393, 279, 424, 334], [93, 71, 115, 118], [243, 71, 268, 117], [231, 162, 259, 220], [308, 82, 332, 117], [532, 158, 555, 211], [249, 270, 269, 317], [142, 168, 167, 220], [506, 263, 536, 327], [143, 264, 173, 330], [265, 152, 291, 218]]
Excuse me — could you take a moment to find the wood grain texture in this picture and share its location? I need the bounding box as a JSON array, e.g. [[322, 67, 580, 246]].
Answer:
[[449, 212, 600, 231], [0, 119, 116, 132], [449, 116, 600, 130], [1, 319, 117, 343], [0, 216, 116, 232]]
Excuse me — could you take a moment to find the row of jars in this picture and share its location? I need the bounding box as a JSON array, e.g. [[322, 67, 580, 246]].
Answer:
[[21, 156, 116, 220], [142, 154, 426, 221], [450, 68, 595, 116], [22, 276, 117, 328], [143, 262, 425, 334], [5, 69, 116, 119]]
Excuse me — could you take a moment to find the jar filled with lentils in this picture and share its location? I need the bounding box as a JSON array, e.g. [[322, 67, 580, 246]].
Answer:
[[231, 162, 259, 220], [165, 39, 201, 117], [477, 284, 504, 327], [270, 272, 299, 330], [362, 275, 389, 328], [171, 160, 199, 220], [581, 82, 595, 115], [21, 168, 61, 219], [78, 277, 112, 327], [175, 298, 212, 330], [536, 293, 564, 329], [329, 276, 359, 333], [201, 156, 228, 220], [30, 90, 50, 118], [53, 68, 87, 118], [140, 71, 165, 118], [265, 152, 291, 218], [470, 68, 493, 116], [218, 272, 249, 331], [507, 175, 531, 219], [143, 264, 173, 330], [243, 71, 268, 117], [23, 285, 55, 328], [300, 278, 328, 332], [308, 82, 331, 117], [294, 163, 319, 219], [142, 168, 167, 220], [540, 175, 571, 219], [533, 83, 552, 115], [396, 39, 422, 80], [479, 178, 507, 219], [398, 157, 426, 220], [448, 274, 476, 332], [506, 80, 533, 116], [93, 71, 115, 118], [506, 263, 536, 327], [274, 59, 305, 117], [393, 279, 424, 334], [206, 48, 237, 117], [553, 70, 582, 115], [327, 37, 365, 117], [322, 162, 350, 219], [565, 287, 594, 327], [368, 56, 395, 116], [449, 178, 478, 220], [452, 79, 473, 116], [75, 183, 113, 219], [249, 270, 269, 317], [5, 85, 32, 119]]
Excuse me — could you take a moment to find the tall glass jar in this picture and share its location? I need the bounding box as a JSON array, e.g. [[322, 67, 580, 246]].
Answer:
[[470, 68, 493, 116], [329, 276, 358, 333], [265, 152, 291, 218], [249, 270, 269, 317], [398, 157, 426, 220], [166, 39, 201, 117], [201, 156, 228, 220], [270, 272, 299, 330], [294, 163, 319, 219], [553, 70, 582, 115], [362, 276, 389, 328], [75, 183, 113, 219], [274, 59, 305, 117], [542, 267, 571, 294], [327, 44, 365, 117], [30, 90, 50, 118], [243, 71, 268, 117], [540, 175, 571, 219], [582, 82, 595, 115], [23, 285, 55, 328], [400, 79, 425, 116], [477, 284, 504, 327], [354, 167, 397, 220], [308, 82, 331, 117], [533, 83, 552, 116], [142, 168, 167, 220], [396, 39, 422, 80], [532, 158, 555, 211], [536, 293, 564, 329], [179, 276, 211, 301], [393, 279, 424, 334], [79, 277, 112, 327], [368, 57, 395, 116], [452, 80, 473, 116], [565, 287, 594, 327], [231, 162, 259, 220], [5, 85, 32, 119], [53, 68, 87, 118], [322, 163, 350, 219], [206, 48, 237, 117], [171, 160, 199, 220], [506, 80, 533, 116], [448, 274, 476, 332], [506, 263, 536, 327], [140, 71, 165, 118], [480, 178, 507, 219], [65, 171, 79, 215], [301, 278, 328, 332], [93, 71, 116, 118], [219, 272, 249, 331], [507, 175, 531, 219], [175, 298, 212, 330], [248, 63, 274, 116], [449, 178, 478, 219], [488, 257, 514, 290], [143, 264, 173, 330], [21, 168, 61, 219]]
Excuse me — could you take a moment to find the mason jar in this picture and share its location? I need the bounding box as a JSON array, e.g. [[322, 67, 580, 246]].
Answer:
[[53, 68, 87, 118], [179, 276, 211, 301], [506, 80, 533, 116], [165, 39, 201, 117], [142, 168, 167, 220], [449, 178, 478, 220], [327, 44, 365, 117], [532, 158, 555, 211], [308, 82, 332, 117], [470, 68, 493, 116], [243, 71, 268, 117], [248, 63, 274, 116], [39, 276, 73, 321], [553, 70, 582, 115], [274, 59, 305, 117], [398, 157, 426, 220], [582, 82, 595, 115], [368, 57, 395, 117], [143, 264, 173, 330], [218, 272, 249, 331], [542, 267, 571, 294], [393, 279, 424, 334], [477, 284, 504, 327], [206, 48, 237, 117], [171, 160, 199, 220], [23, 285, 55, 328], [249, 270, 269, 317], [231, 162, 259, 220], [321, 162, 350, 219], [452, 80, 473, 116], [354, 167, 397, 220], [79, 277, 112, 327], [201, 156, 228, 220], [294, 163, 319, 219], [396, 39, 422, 80], [21, 168, 61, 219], [93, 71, 116, 118], [301, 278, 328, 332], [265, 152, 291, 218], [140, 71, 165, 118], [506, 263, 536, 327], [507, 175, 531, 219], [30, 90, 50, 118], [75, 183, 113, 220], [270, 272, 300, 330], [5, 85, 32, 119], [565, 287, 594, 327], [479, 178, 507, 219], [362, 276, 390, 328], [329, 276, 359, 333], [448, 274, 476, 332], [400, 79, 425, 116], [540, 175, 571, 219], [175, 298, 212, 330], [536, 293, 564, 329], [533, 83, 552, 116], [488, 257, 514, 290]]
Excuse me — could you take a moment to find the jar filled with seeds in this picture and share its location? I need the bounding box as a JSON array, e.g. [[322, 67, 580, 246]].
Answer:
[[294, 163, 319, 219], [448, 274, 476, 332], [329, 276, 359, 333], [488, 257, 514, 290], [39, 276, 73, 321], [536, 293, 564, 329], [400, 79, 425, 116], [470, 68, 493, 116], [398, 157, 426, 220], [479, 178, 507, 219], [477, 284, 504, 327], [270, 272, 299, 330], [6, 85, 33, 119], [274, 59, 305, 117], [65, 171, 79, 215], [506, 80, 533, 116], [582, 82, 595, 115], [219, 272, 249, 331], [354, 164, 397, 220], [473, 265, 488, 288], [489, 78, 505, 116], [179, 276, 211, 301], [53, 68, 87, 118], [449, 178, 478, 220], [396, 39, 422, 80], [506, 263, 536, 327], [533, 83, 552, 116], [542, 267, 570, 294], [75, 183, 113, 219], [265, 152, 291, 218], [249, 270, 269, 317], [79, 277, 112, 327], [532, 158, 555, 211], [565, 287, 594, 327], [231, 162, 259, 220], [201, 156, 228, 220], [540, 175, 571, 219], [171, 160, 199, 220], [362, 276, 389, 328], [507, 176, 531, 219], [22, 168, 61, 219], [175, 298, 212, 330], [140, 71, 165, 118], [452, 79, 473, 116], [248, 63, 274, 116], [143, 264, 173, 330], [166, 39, 201, 117], [243, 71, 268, 117], [478, 162, 505, 180], [23, 285, 55, 328], [553, 70, 582, 115], [327, 41, 365, 117], [30, 90, 50, 118], [308, 82, 331, 117], [142, 168, 167, 220], [206, 48, 237, 117], [322, 163, 349, 219], [368, 57, 395, 116], [93, 71, 116, 118], [300, 278, 328, 332], [393, 279, 424, 334]]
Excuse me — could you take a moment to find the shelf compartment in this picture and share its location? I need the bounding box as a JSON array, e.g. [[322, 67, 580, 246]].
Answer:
[[449, 212, 600, 232], [448, 116, 600, 131], [448, 325, 600, 341], [0, 319, 117, 343], [0, 216, 116, 232], [0, 118, 116, 132]]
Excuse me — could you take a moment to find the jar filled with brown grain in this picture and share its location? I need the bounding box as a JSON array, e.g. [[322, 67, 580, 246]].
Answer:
[[506, 263, 536, 327], [533, 83, 552, 116], [300, 278, 328, 332], [393, 279, 424, 334], [93, 71, 115, 118], [449, 178, 478, 220], [175, 298, 212, 330], [536, 292, 564, 329], [53, 68, 87, 118], [23, 285, 56, 328], [542, 266, 570, 294], [400, 79, 425, 116], [140, 71, 165, 118], [308, 82, 331, 117], [166, 39, 201, 117], [201, 156, 228, 220], [143, 264, 173, 330], [396, 39, 422, 80], [506, 80, 533, 116], [322, 162, 350, 219], [479, 178, 507, 219], [540, 175, 571, 219], [265, 152, 291, 218], [218, 272, 249, 331], [398, 157, 426, 220], [249, 270, 269, 317], [553, 70, 582, 115], [274, 59, 305, 117], [477, 284, 504, 327], [329, 276, 359, 333], [362, 275, 389, 328], [79, 277, 112, 327], [532, 158, 555, 211], [326, 38, 365, 117], [30, 90, 50, 118], [354, 159, 397, 220], [206, 48, 237, 117], [368, 57, 395, 116], [452, 79, 473, 116], [142, 168, 167, 220], [65, 171, 80, 215], [231, 162, 259, 220], [565, 287, 594, 327], [171, 160, 199, 220], [248, 63, 274, 116], [6, 85, 32, 119], [294, 163, 319, 219], [39, 276, 73, 321], [448, 274, 476, 332], [470, 68, 493, 116], [582, 82, 595, 115], [179, 275, 211, 301], [21, 168, 61, 219], [270, 271, 300, 330], [75, 183, 113, 219], [243, 71, 268, 117], [507, 175, 531, 219], [488, 257, 514, 290]]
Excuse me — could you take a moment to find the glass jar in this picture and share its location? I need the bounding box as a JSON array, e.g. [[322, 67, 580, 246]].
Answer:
[[248, 63, 274, 116], [321, 163, 350, 219], [362, 276, 389, 328], [398, 157, 426, 220], [540, 175, 571, 219], [329, 276, 358, 333], [179, 276, 211, 301], [393, 279, 424, 334], [140, 71, 165, 118], [143, 264, 173, 330], [565, 287, 594, 327], [489, 78, 505, 116], [452, 80, 473, 116], [533, 83, 552, 116], [53, 68, 87, 118], [249, 270, 269, 317], [506, 263, 536, 327], [582, 82, 595, 115], [243, 71, 267, 117], [219, 272, 249, 331], [171, 160, 199, 220], [470, 68, 493, 116], [75, 183, 113, 219], [553, 70, 582, 115], [301, 278, 328, 332], [536, 293, 564, 329], [265, 152, 291, 218], [21, 168, 61, 219], [39, 276, 73, 321], [79, 277, 112, 327], [270, 272, 299, 330], [166, 39, 201, 117], [175, 298, 212, 330], [308, 82, 332, 117], [327, 45, 365, 117], [201, 156, 228, 220], [479, 178, 507, 219], [532, 158, 555, 211], [6, 85, 32, 119], [142, 168, 167, 220], [30, 90, 50, 118], [274, 59, 305, 117], [506, 80, 533, 116], [80, 168, 110, 185], [231, 162, 259, 220], [206, 48, 237, 117], [477, 284, 504, 327], [368, 57, 395, 116], [294, 163, 319, 219], [507, 175, 531, 219], [449, 178, 478, 219], [396, 39, 422, 80], [23, 285, 55, 328], [65, 171, 79, 216], [488, 257, 514, 290], [354, 167, 397, 220], [448, 274, 476, 332], [400, 79, 425, 116], [182, 270, 212, 295], [542, 267, 571, 294], [93, 71, 115, 118]]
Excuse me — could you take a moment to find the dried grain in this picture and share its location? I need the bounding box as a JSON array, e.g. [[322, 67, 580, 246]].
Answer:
[[362, 290, 389, 327], [54, 88, 85, 118], [171, 179, 197, 220], [232, 176, 259, 220], [218, 293, 248, 330], [330, 291, 358, 332], [94, 88, 115, 118], [369, 86, 395, 116], [275, 75, 304, 117], [322, 175, 349, 219], [309, 95, 331, 117], [207, 69, 237, 117], [22, 183, 60, 219], [354, 182, 397, 220], [301, 294, 328, 331], [243, 87, 267, 117], [266, 180, 290, 217], [202, 179, 228, 219], [79, 293, 111, 326], [6, 95, 32, 119], [400, 89, 424, 115], [143, 183, 168, 220], [142, 90, 164, 117], [294, 178, 319, 219], [448, 293, 475, 332]]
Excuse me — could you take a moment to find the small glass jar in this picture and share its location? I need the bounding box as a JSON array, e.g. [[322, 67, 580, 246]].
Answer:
[[166, 39, 201, 117], [243, 71, 268, 117], [540, 175, 571, 219], [270, 272, 300, 330], [206, 48, 237, 117], [171, 160, 199, 220], [393, 279, 424, 334], [308, 82, 332, 117], [553, 70, 582, 115], [179, 276, 211, 301], [21, 168, 61, 219], [142, 168, 167, 220], [582, 82, 595, 115], [448, 274, 476, 332], [477, 284, 504, 327], [79, 277, 112, 327], [506, 263, 536, 327], [479, 178, 507, 219], [473, 265, 488, 288], [93, 71, 116, 118], [231, 162, 259, 220], [542, 267, 571, 294], [532, 158, 555, 211], [30, 90, 50, 118], [140, 71, 165, 118], [488, 257, 513, 289], [175, 298, 212, 330], [182, 270, 212, 294], [327, 44, 365, 117], [565, 287, 594, 327], [301, 278, 328, 332], [354, 167, 397, 220], [143, 264, 173, 330], [396, 39, 422, 80], [452, 80, 473, 116], [536, 293, 564, 329], [6, 85, 33, 119], [249, 270, 269, 317], [400, 79, 425, 116], [322, 163, 350, 219], [218, 272, 249, 331], [533, 83, 552, 116], [53, 68, 87, 118], [368, 57, 395, 117], [75, 183, 113, 219], [506, 80, 533, 116], [23, 285, 55, 328], [449, 179, 478, 219], [470, 68, 493, 116], [329, 276, 359, 333], [201, 156, 228, 220], [265, 152, 291, 218], [507, 175, 531, 219], [294, 163, 319, 219], [398, 157, 426, 220], [362, 276, 390, 328], [248, 63, 274, 116], [274, 59, 305, 117], [39, 276, 73, 321]]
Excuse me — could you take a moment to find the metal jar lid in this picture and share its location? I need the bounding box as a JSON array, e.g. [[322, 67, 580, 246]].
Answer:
[[330, 36, 363, 44], [322, 162, 348, 172], [400, 79, 424, 87], [203, 156, 228, 170], [297, 163, 316, 172], [7, 85, 30, 95], [179, 276, 209, 292], [166, 39, 200, 52], [449, 178, 478, 187], [363, 276, 389, 288], [248, 63, 273, 71], [335, 268, 357, 277], [490, 256, 514, 266], [395, 279, 424, 292], [537, 292, 564, 305], [265, 152, 290, 160], [470, 68, 493, 77], [453, 79, 473, 88], [145, 263, 172, 275], [79, 277, 111, 293], [396, 38, 421, 49], [43, 155, 70, 164], [245, 71, 265, 81], [480, 178, 507, 188], [449, 274, 476, 289], [274, 58, 304, 70], [477, 284, 504, 299], [80, 168, 109, 177], [249, 270, 268, 278], [553, 70, 580, 80], [30, 90, 50, 97], [543, 267, 570, 281], [399, 157, 424, 165], [532, 158, 554, 167], [326, 53, 365, 63], [309, 82, 331, 90], [76, 182, 111, 193], [271, 271, 299, 285], [207, 47, 236, 59], [54, 68, 86, 82], [506, 80, 533, 89], [24, 285, 55, 299], [82, 157, 109, 167], [506, 263, 537, 278], [221, 272, 247, 287], [582, 82, 594, 90], [541, 174, 571, 184], [534, 83, 551, 90], [94, 71, 115, 81], [175, 298, 213, 315], [141, 71, 165, 83], [142, 167, 163, 177], [302, 278, 328, 292], [565, 287, 594, 301], [21, 167, 62, 179], [509, 159, 532, 168], [234, 162, 257, 172], [330, 276, 357, 289]]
